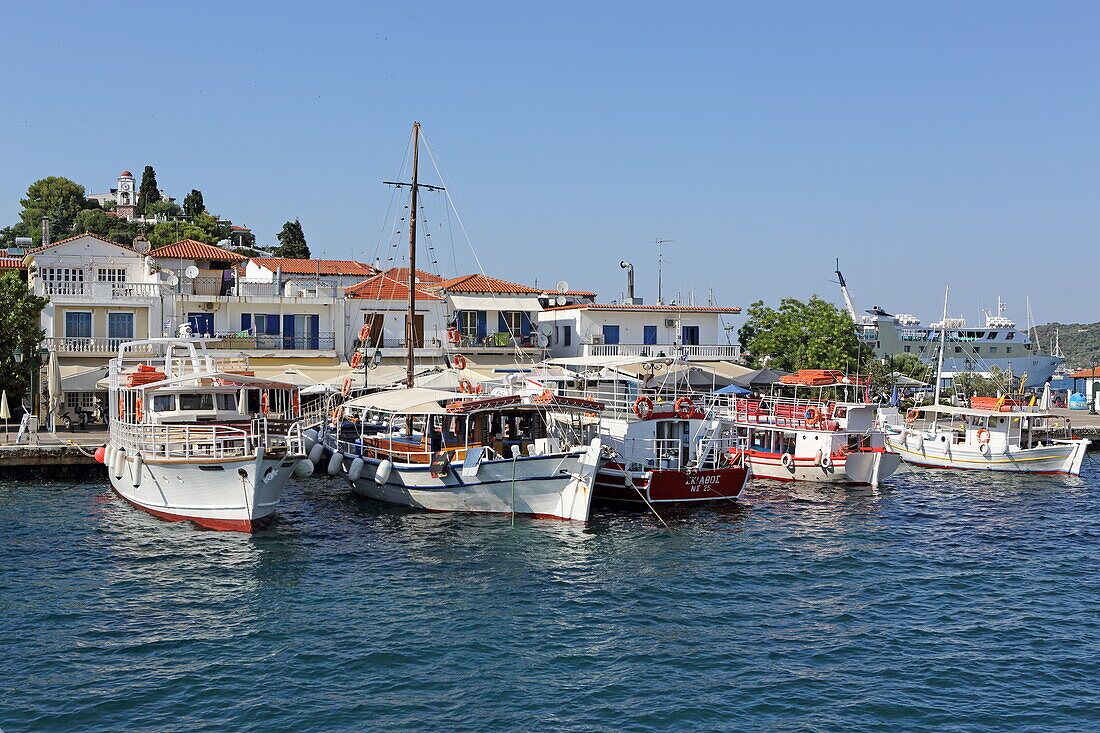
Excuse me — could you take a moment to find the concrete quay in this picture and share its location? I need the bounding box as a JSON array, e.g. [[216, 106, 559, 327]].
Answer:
[[0, 427, 107, 479]]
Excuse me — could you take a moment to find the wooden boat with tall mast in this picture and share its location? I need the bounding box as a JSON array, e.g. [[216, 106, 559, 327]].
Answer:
[[318, 123, 605, 520]]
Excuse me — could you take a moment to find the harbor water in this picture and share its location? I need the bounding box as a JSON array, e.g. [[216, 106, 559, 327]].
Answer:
[[3, 467, 1100, 731]]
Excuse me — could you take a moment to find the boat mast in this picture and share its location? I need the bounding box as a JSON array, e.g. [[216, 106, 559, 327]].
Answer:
[[834, 259, 859, 321], [934, 286, 949, 405], [406, 123, 420, 389]]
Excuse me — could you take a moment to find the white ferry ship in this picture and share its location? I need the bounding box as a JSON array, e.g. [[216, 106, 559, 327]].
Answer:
[[837, 268, 1061, 388]]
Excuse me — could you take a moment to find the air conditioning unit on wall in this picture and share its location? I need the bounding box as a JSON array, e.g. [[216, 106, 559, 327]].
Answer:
[[664, 318, 677, 328]]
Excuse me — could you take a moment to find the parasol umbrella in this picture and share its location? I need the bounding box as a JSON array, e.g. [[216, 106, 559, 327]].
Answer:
[[237, 387, 249, 415], [47, 350, 62, 433], [0, 390, 9, 442], [1040, 381, 1052, 410]]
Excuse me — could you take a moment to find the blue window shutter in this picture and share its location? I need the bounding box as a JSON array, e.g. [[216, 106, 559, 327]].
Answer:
[[453, 310, 462, 329], [498, 312, 508, 333], [521, 312, 532, 335], [644, 325, 657, 345], [310, 314, 320, 350], [266, 314, 279, 336], [283, 314, 295, 349], [602, 325, 620, 344], [476, 311, 487, 338], [242, 313, 252, 332]]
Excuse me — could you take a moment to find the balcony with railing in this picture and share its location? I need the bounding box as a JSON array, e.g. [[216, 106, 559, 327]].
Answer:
[[34, 281, 165, 300], [580, 343, 741, 359], [46, 337, 156, 356], [204, 333, 337, 351], [175, 278, 342, 299], [445, 332, 549, 353]]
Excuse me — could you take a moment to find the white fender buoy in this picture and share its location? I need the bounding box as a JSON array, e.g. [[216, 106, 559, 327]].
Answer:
[[814, 449, 823, 466], [293, 458, 314, 478], [104, 445, 115, 468], [303, 432, 317, 453], [131, 453, 143, 487], [308, 443, 326, 465], [327, 451, 344, 476], [781, 452, 794, 470], [821, 453, 832, 469], [914, 433, 924, 450], [375, 459, 393, 486], [112, 447, 126, 479], [348, 457, 366, 482]]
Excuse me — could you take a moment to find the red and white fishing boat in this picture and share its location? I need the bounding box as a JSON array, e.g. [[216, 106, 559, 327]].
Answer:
[[719, 370, 900, 487], [102, 338, 311, 531]]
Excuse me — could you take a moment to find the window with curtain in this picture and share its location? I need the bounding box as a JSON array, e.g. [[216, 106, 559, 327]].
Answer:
[[65, 312, 92, 338], [107, 312, 135, 341]]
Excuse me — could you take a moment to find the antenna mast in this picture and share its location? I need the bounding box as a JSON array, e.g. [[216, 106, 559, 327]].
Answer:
[[934, 287, 950, 406], [656, 239, 672, 305]]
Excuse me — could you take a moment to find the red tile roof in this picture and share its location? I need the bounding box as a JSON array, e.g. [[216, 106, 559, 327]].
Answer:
[[435, 274, 543, 294], [543, 304, 741, 313], [0, 257, 27, 269], [383, 266, 444, 284], [230, 225, 251, 231], [148, 239, 247, 262], [250, 257, 378, 276], [26, 231, 130, 254], [1067, 366, 1100, 379], [345, 273, 443, 301]]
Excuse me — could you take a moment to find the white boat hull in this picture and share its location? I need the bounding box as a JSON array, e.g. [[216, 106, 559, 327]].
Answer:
[[747, 450, 902, 486], [340, 441, 603, 521], [107, 448, 301, 531], [887, 433, 1089, 475]]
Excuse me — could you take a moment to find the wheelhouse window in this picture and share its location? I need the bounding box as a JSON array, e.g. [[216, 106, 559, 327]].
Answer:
[[217, 394, 238, 410], [178, 394, 215, 410], [152, 394, 176, 412]]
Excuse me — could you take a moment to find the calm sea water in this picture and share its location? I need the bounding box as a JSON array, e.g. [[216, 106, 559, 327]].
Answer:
[[3, 464, 1100, 732]]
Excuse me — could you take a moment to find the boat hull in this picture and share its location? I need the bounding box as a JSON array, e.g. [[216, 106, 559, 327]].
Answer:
[[594, 461, 749, 505], [747, 449, 901, 486], [886, 434, 1089, 475], [341, 440, 603, 521], [107, 449, 301, 531]]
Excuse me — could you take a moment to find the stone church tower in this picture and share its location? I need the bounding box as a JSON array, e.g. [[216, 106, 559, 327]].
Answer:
[[114, 171, 137, 219]]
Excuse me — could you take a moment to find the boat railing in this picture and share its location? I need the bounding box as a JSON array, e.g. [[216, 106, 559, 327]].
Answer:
[[111, 418, 303, 459], [613, 434, 742, 471], [556, 387, 724, 419], [720, 396, 847, 431]]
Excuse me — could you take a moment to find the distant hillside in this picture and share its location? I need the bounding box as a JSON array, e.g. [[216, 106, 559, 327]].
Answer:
[[1034, 322, 1100, 371]]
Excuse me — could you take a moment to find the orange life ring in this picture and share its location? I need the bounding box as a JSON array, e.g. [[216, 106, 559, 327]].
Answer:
[[804, 407, 821, 426], [118, 395, 125, 419], [291, 390, 301, 416], [330, 406, 344, 426], [350, 351, 363, 369], [357, 323, 372, 342], [458, 378, 474, 394], [260, 392, 270, 415], [474, 383, 483, 395], [675, 396, 694, 418], [447, 327, 461, 344], [135, 396, 144, 422], [535, 388, 554, 404], [905, 409, 920, 424], [633, 396, 654, 419], [976, 428, 991, 444], [453, 353, 467, 370], [341, 377, 353, 398]]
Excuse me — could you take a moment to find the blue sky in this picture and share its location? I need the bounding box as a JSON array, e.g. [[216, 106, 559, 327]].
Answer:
[[3, 1, 1099, 326]]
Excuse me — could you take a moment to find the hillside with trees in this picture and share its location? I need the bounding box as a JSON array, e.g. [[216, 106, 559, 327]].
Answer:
[[1034, 322, 1100, 371]]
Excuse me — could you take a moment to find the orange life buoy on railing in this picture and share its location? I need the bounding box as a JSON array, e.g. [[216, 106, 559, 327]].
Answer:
[[535, 388, 554, 404], [260, 392, 270, 416], [804, 407, 821, 426], [135, 396, 144, 422], [118, 395, 125, 419], [330, 406, 344, 426], [291, 390, 301, 417], [458, 378, 474, 394], [633, 396, 654, 419], [350, 351, 364, 369], [357, 323, 372, 342], [453, 353, 467, 370], [976, 428, 991, 444], [447, 327, 461, 344], [675, 396, 694, 418], [341, 377, 353, 398], [905, 409, 920, 424]]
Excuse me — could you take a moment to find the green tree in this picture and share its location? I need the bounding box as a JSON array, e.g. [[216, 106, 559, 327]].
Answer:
[[0, 223, 33, 248], [0, 272, 49, 410], [147, 199, 182, 218], [147, 212, 230, 247], [738, 296, 862, 372], [19, 177, 90, 244], [136, 165, 161, 212], [183, 189, 205, 218], [69, 209, 143, 246], [272, 219, 309, 259]]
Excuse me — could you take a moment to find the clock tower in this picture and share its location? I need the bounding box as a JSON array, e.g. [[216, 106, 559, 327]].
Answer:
[[115, 170, 136, 220]]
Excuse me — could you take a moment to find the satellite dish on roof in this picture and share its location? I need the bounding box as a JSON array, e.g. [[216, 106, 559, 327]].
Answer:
[[556, 281, 569, 294], [556, 296, 567, 306], [184, 265, 200, 279], [167, 274, 179, 286]]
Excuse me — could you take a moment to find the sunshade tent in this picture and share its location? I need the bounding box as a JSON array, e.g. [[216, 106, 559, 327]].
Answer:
[[714, 384, 752, 395], [47, 350, 63, 431], [650, 366, 735, 390], [888, 372, 928, 387], [731, 367, 791, 389], [343, 388, 466, 415]]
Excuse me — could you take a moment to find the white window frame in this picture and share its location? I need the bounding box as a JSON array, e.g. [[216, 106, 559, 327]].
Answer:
[[97, 268, 127, 282]]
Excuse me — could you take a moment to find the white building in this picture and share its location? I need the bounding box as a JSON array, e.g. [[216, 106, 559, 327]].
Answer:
[[344, 273, 447, 362], [538, 304, 743, 361], [246, 257, 377, 293]]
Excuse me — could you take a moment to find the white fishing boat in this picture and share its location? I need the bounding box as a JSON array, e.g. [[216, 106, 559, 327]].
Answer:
[[886, 401, 1089, 475], [102, 338, 310, 531], [319, 388, 604, 521], [718, 370, 900, 487]]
